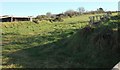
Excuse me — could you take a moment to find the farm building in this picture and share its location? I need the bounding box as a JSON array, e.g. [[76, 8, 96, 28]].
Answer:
[[0, 16, 33, 22]]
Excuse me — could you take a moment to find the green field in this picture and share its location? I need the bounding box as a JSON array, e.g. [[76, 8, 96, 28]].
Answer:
[[1, 13, 120, 68]]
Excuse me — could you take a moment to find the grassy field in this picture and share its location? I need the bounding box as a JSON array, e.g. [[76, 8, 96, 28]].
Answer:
[[1, 13, 120, 68]]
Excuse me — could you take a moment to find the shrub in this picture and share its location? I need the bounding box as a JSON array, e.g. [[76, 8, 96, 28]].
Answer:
[[52, 17, 64, 22], [33, 19, 39, 24], [91, 27, 118, 51]]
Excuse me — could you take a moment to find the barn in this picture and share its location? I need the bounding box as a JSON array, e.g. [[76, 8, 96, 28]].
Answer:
[[0, 16, 33, 22]]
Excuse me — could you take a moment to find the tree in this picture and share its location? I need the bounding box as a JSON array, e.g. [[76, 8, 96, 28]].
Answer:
[[97, 8, 104, 13], [64, 9, 77, 18], [46, 12, 52, 18], [78, 7, 85, 14], [36, 15, 47, 20]]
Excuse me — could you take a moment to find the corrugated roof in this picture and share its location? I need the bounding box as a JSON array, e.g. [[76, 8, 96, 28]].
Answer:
[[0, 16, 33, 19]]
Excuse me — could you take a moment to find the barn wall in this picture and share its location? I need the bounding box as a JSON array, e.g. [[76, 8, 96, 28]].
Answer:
[[0, 17, 32, 22], [13, 18, 30, 21], [1, 17, 11, 22]]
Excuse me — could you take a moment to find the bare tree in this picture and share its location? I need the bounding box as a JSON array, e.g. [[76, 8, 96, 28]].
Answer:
[[78, 7, 85, 14]]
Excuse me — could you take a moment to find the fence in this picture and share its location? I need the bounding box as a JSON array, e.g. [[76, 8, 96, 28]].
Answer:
[[89, 14, 111, 26]]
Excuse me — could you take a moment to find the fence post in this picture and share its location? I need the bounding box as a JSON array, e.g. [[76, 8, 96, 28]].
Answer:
[[93, 16, 95, 23], [89, 16, 93, 24], [96, 16, 99, 21], [99, 16, 102, 19]]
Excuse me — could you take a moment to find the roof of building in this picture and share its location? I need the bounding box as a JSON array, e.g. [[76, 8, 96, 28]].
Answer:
[[0, 15, 34, 19]]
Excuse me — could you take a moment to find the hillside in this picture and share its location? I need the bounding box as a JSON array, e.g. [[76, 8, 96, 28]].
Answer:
[[1, 13, 120, 68]]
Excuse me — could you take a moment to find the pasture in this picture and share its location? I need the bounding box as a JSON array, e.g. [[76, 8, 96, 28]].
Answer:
[[1, 13, 119, 68]]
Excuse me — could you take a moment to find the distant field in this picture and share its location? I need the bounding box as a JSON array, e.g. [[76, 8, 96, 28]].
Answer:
[[1, 13, 119, 68]]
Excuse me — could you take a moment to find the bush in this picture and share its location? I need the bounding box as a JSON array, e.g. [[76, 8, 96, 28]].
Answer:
[[33, 19, 39, 24], [91, 27, 118, 51], [52, 17, 64, 22]]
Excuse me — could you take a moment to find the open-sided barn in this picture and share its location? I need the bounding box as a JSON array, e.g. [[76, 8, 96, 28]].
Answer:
[[0, 16, 33, 22]]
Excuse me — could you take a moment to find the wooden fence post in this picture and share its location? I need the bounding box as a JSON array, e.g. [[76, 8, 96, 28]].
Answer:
[[89, 16, 93, 24], [99, 16, 102, 19], [96, 16, 99, 21], [93, 16, 95, 23]]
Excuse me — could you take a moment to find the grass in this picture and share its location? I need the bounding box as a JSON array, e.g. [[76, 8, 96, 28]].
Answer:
[[1, 13, 119, 68]]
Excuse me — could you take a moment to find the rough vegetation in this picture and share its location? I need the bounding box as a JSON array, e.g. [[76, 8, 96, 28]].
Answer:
[[1, 13, 119, 68]]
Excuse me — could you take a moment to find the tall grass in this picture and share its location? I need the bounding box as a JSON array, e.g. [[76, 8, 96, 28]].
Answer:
[[1, 13, 119, 68]]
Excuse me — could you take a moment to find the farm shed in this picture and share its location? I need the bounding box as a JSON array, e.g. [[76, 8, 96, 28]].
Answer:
[[0, 16, 33, 22]]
